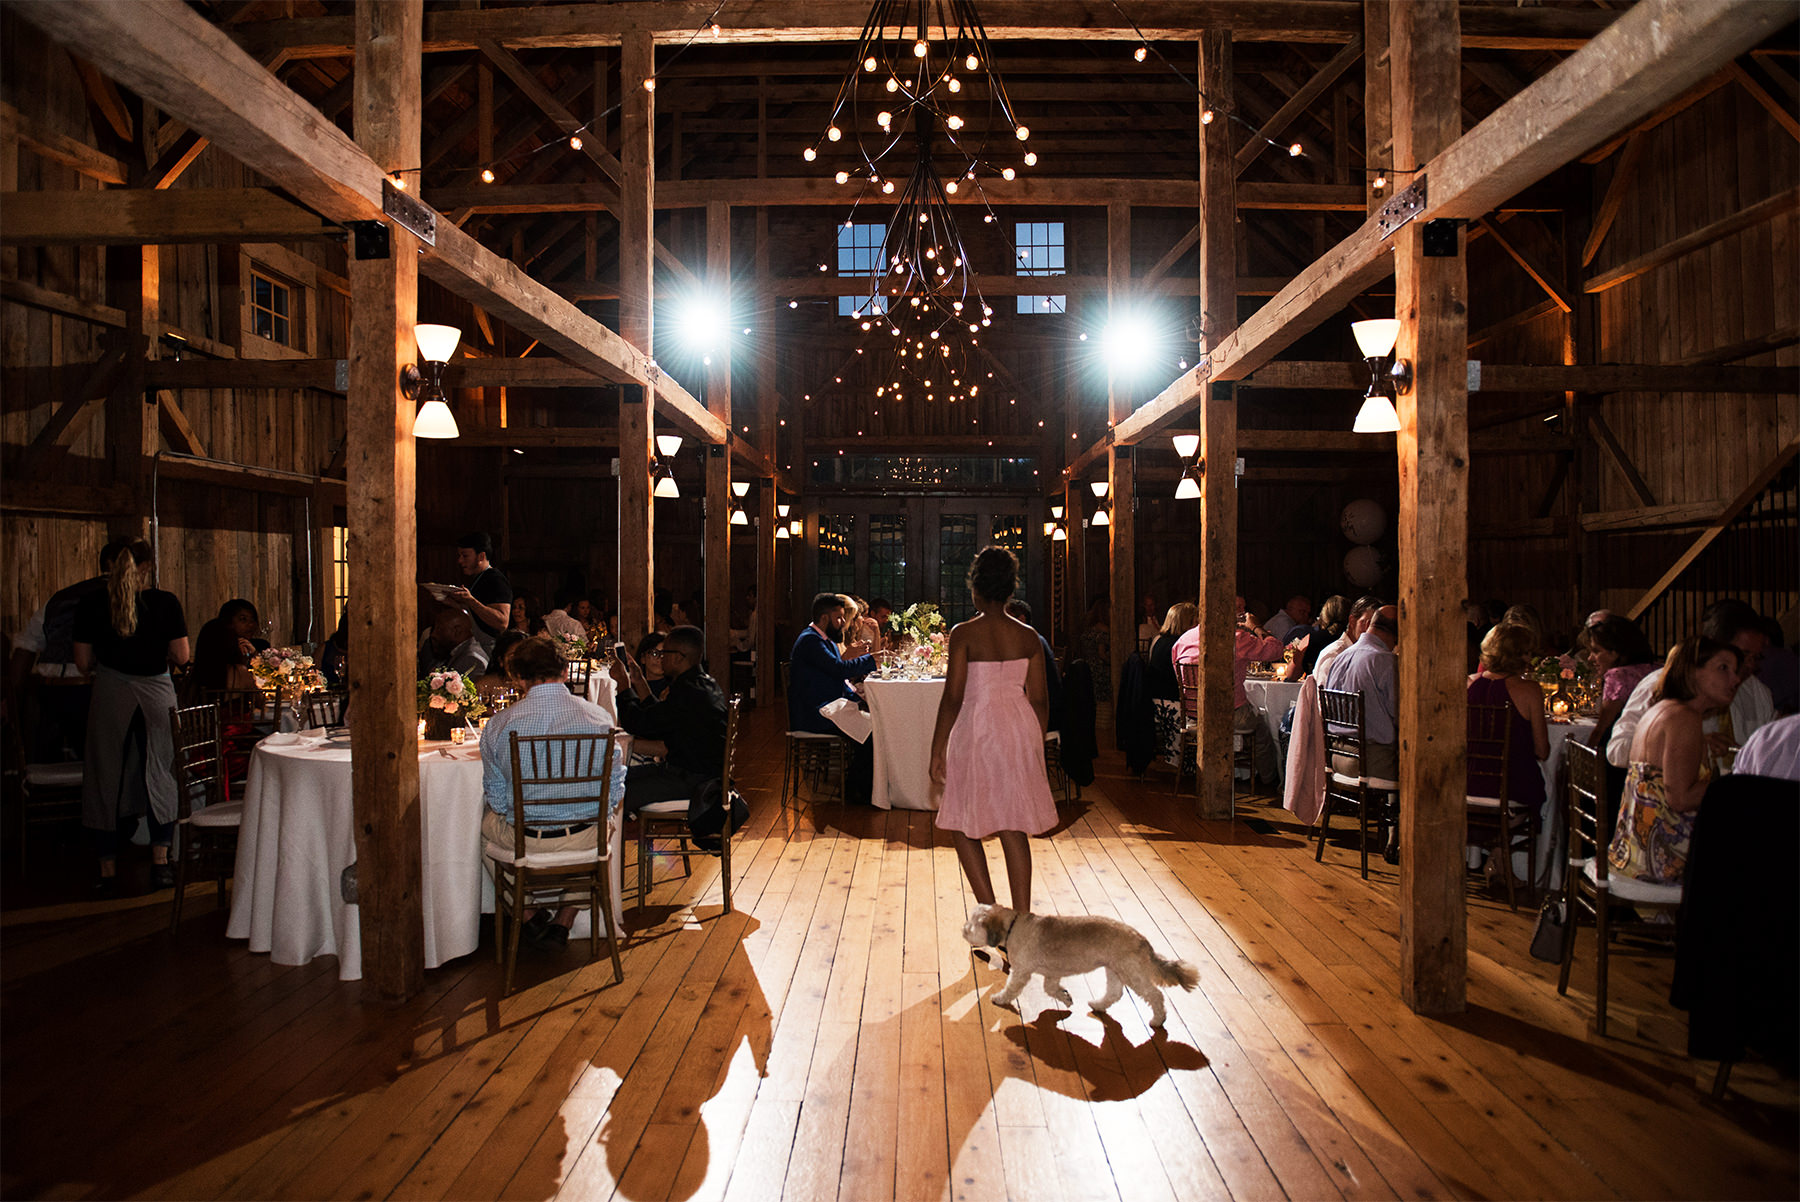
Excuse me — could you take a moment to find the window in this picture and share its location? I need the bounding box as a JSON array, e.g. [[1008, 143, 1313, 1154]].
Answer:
[[837, 222, 888, 317], [990, 514, 1027, 563], [868, 514, 907, 607], [1015, 221, 1066, 314], [331, 525, 349, 629], [938, 513, 977, 623], [817, 514, 856, 596], [250, 268, 295, 346]]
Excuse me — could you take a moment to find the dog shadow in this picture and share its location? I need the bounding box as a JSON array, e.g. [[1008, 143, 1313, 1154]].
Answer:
[[1002, 1005, 1210, 1101]]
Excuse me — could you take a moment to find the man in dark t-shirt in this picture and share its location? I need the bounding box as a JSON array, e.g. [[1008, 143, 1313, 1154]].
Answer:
[[447, 531, 512, 652]]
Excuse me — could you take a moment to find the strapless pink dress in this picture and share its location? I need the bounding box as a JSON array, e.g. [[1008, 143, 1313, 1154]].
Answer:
[[935, 658, 1057, 839]]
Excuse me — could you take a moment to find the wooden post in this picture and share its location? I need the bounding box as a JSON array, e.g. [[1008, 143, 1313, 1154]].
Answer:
[[757, 479, 777, 700], [704, 200, 732, 679], [1392, 0, 1470, 1016], [1062, 479, 1085, 651], [754, 228, 779, 701], [1365, 0, 1393, 215], [105, 245, 156, 536], [347, 0, 424, 1004], [1196, 29, 1240, 821], [1105, 201, 1135, 706], [617, 30, 654, 643]]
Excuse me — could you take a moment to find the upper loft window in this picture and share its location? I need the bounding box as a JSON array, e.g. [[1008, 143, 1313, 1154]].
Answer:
[[837, 221, 887, 317], [1016, 221, 1066, 314], [249, 268, 296, 347]]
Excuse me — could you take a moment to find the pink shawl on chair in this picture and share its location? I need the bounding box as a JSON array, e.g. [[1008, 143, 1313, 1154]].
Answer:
[[1283, 676, 1325, 825]]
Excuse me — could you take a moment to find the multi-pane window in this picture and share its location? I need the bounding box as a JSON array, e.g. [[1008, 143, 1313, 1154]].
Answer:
[[938, 513, 977, 623], [250, 268, 295, 346], [817, 514, 856, 596], [990, 514, 1027, 562], [331, 525, 349, 629], [1015, 221, 1066, 314], [837, 222, 888, 317], [868, 514, 907, 607]]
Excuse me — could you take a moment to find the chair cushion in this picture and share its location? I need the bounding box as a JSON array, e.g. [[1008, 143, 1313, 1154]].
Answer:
[[1466, 795, 1503, 809], [1044, 730, 1061, 743], [189, 801, 244, 828], [485, 840, 607, 869], [1329, 771, 1399, 792], [24, 762, 83, 788], [1583, 858, 1683, 905], [787, 730, 840, 740], [636, 799, 689, 817]]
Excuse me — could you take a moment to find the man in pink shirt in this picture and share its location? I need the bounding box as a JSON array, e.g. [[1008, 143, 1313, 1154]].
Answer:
[[1174, 595, 1287, 785]]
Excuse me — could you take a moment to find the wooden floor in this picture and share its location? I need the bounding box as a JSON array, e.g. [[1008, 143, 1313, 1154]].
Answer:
[[3, 706, 1795, 1201]]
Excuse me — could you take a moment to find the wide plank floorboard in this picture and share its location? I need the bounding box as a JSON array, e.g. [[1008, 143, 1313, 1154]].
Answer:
[[2, 708, 1794, 1201]]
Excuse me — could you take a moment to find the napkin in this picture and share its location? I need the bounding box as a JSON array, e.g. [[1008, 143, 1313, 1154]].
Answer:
[[819, 698, 872, 744], [262, 731, 326, 747]]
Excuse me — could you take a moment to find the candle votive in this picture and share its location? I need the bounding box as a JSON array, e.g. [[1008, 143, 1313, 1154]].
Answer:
[[450, 726, 466, 744], [417, 718, 427, 739]]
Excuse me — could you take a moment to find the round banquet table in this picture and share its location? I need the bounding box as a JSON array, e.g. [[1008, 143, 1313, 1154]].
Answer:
[[1518, 716, 1598, 891], [1242, 679, 1304, 787], [227, 733, 622, 981], [861, 677, 946, 810]]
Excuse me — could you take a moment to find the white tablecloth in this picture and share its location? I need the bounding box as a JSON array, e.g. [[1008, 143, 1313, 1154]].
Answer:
[[1243, 680, 1304, 785], [1524, 718, 1597, 890], [227, 735, 623, 980], [586, 670, 620, 721], [862, 678, 945, 811]]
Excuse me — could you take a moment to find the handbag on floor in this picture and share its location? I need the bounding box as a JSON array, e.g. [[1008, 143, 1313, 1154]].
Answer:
[[1529, 895, 1567, 962]]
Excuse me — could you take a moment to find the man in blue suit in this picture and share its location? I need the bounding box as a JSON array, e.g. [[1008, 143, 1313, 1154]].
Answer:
[[788, 592, 875, 734]]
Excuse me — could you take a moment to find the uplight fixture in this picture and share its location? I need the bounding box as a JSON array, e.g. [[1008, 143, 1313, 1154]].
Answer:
[[404, 323, 463, 439], [1350, 318, 1407, 433]]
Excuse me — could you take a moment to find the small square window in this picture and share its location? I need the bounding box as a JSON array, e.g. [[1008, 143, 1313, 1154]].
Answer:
[[249, 268, 296, 348]]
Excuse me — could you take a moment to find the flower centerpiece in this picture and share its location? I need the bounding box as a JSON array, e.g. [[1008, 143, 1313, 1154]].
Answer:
[[1529, 653, 1596, 719], [887, 603, 949, 676], [250, 646, 324, 701], [417, 669, 488, 739], [551, 630, 592, 662]]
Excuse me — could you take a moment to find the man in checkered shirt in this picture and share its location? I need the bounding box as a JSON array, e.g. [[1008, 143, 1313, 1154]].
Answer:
[[480, 635, 627, 949]]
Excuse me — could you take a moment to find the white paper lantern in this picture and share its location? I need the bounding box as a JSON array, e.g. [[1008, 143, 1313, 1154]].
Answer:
[[1344, 544, 1385, 588], [1340, 498, 1386, 545]]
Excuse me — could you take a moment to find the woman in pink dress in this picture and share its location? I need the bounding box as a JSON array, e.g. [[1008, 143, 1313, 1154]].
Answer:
[[930, 547, 1057, 914]]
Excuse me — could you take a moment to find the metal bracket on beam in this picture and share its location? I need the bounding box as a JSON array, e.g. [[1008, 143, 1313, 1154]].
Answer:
[[1423, 218, 1461, 257], [1377, 174, 1427, 238], [346, 220, 389, 260], [708, 444, 724, 458], [1210, 381, 1235, 401], [381, 179, 437, 247]]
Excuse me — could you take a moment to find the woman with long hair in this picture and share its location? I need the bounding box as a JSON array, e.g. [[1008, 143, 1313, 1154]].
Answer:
[[1610, 635, 1742, 885], [72, 538, 190, 890], [930, 547, 1057, 918]]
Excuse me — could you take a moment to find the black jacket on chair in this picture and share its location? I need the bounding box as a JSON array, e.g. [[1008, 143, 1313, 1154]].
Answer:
[[1060, 660, 1096, 787], [1671, 772, 1800, 1072], [1115, 652, 1156, 775]]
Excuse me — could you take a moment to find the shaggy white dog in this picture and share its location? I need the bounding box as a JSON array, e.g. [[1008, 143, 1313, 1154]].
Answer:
[[962, 903, 1199, 1028]]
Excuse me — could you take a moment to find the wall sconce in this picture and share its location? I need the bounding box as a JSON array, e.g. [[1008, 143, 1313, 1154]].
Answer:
[[655, 433, 684, 457], [776, 501, 791, 519], [1171, 433, 1202, 499], [1087, 478, 1112, 526], [775, 523, 790, 540], [649, 432, 684, 497], [1051, 524, 1067, 542], [729, 508, 750, 526], [404, 323, 462, 438], [1049, 503, 1064, 521], [1351, 318, 1406, 434], [731, 480, 750, 498]]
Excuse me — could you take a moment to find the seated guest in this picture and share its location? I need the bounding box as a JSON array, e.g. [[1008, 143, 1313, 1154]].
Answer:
[[1582, 614, 1658, 754], [184, 617, 258, 703], [1611, 636, 1743, 885], [541, 595, 589, 641], [1080, 596, 1113, 703], [1136, 594, 1161, 648], [1608, 600, 1776, 769], [1467, 622, 1549, 818], [1280, 594, 1347, 680], [508, 589, 544, 635], [477, 630, 528, 700], [867, 598, 895, 650], [1733, 713, 1800, 782], [569, 597, 601, 635], [1266, 594, 1312, 641], [1499, 604, 1545, 658], [480, 636, 626, 950], [1174, 594, 1286, 785], [1146, 601, 1196, 764], [612, 625, 728, 815], [320, 607, 349, 687], [847, 595, 884, 654], [218, 598, 271, 654], [623, 632, 673, 703], [1006, 599, 1062, 733], [788, 593, 875, 735], [1313, 595, 1380, 687], [418, 608, 488, 678], [1322, 604, 1400, 787]]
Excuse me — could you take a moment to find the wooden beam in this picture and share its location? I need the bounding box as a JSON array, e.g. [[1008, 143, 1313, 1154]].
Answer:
[[1391, 0, 1468, 1018], [154, 452, 342, 499], [1587, 413, 1657, 506], [1, 479, 136, 515], [1583, 186, 1800, 293], [1580, 132, 1645, 267], [1668, 323, 1800, 366], [0, 189, 337, 245], [1106, 200, 1134, 708], [12, 344, 131, 481], [1477, 217, 1573, 313], [474, 37, 625, 185], [1196, 29, 1239, 823], [0, 276, 128, 328], [704, 200, 733, 680], [1580, 65, 1734, 164], [1580, 499, 1730, 532], [1144, 223, 1201, 286], [1729, 59, 1800, 142], [154, 393, 208, 457], [1234, 36, 1363, 176], [1625, 441, 1800, 621], [0, 100, 128, 185], [618, 30, 655, 644], [227, 3, 1616, 60], [15, 0, 727, 445], [1098, 0, 1791, 452], [428, 178, 1369, 213], [141, 128, 210, 190], [347, 0, 425, 1006]]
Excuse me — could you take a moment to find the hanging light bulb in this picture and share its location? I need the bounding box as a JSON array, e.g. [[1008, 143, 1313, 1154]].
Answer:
[[1001, 167, 1015, 180], [863, 55, 878, 71], [1015, 125, 1030, 141], [947, 76, 961, 92], [1373, 172, 1387, 190], [946, 114, 963, 130], [568, 135, 582, 150], [877, 110, 892, 127], [644, 77, 656, 92], [1201, 108, 1215, 125], [882, 180, 894, 193], [965, 53, 979, 70], [827, 125, 842, 141], [886, 76, 899, 92], [835, 170, 849, 184], [390, 175, 407, 191], [480, 167, 495, 183], [945, 179, 958, 194], [803, 147, 817, 161], [1024, 151, 1037, 166], [914, 40, 928, 58], [1288, 141, 1303, 156], [1134, 45, 1148, 62]]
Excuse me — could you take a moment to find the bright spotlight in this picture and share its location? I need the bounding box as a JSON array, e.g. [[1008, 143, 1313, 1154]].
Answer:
[[675, 294, 729, 354], [1099, 312, 1159, 375]]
